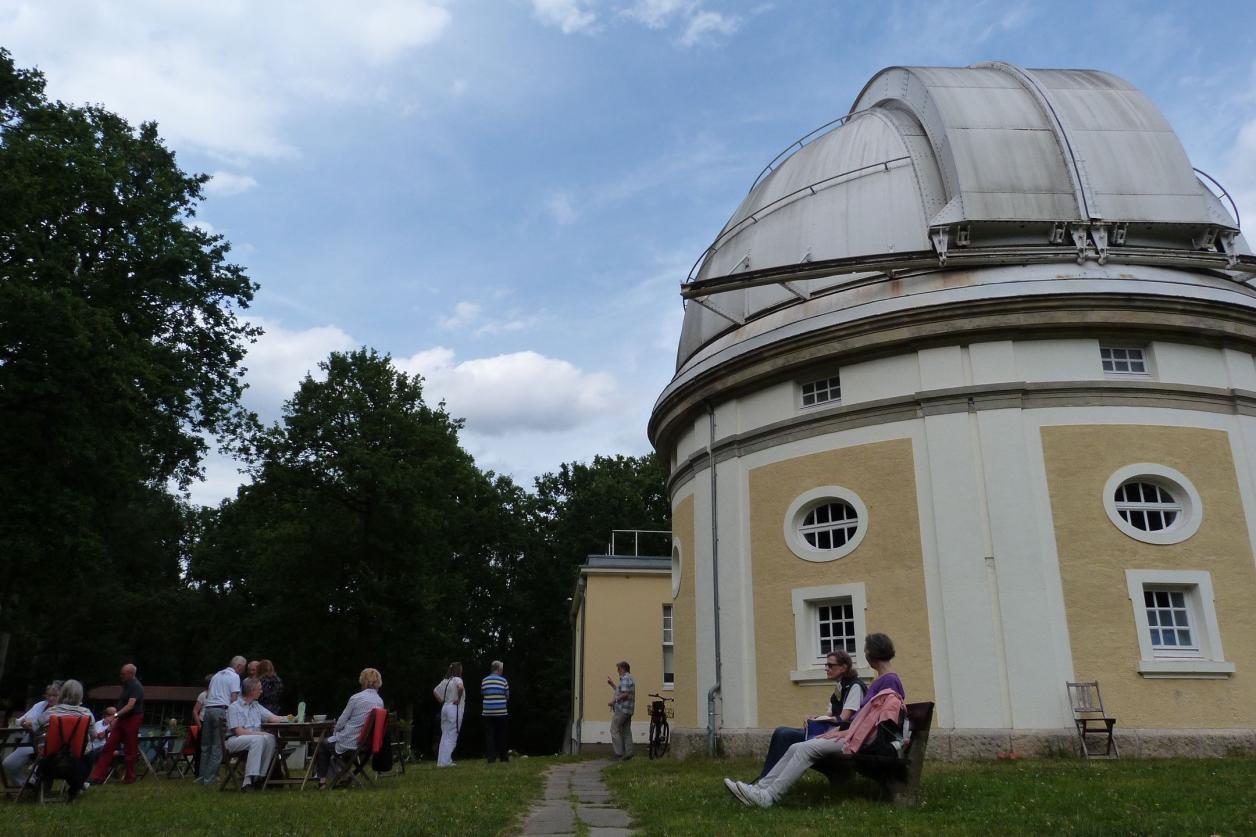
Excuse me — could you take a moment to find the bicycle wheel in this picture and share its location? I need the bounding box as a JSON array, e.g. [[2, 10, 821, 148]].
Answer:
[[656, 719, 670, 758], [648, 719, 663, 759]]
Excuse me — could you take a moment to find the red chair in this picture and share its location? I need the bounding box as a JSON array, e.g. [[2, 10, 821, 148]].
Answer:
[[20, 714, 91, 803], [330, 707, 387, 788]]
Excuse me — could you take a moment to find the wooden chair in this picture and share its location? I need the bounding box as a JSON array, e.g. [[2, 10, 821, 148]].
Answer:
[[328, 708, 387, 789], [218, 725, 258, 791], [1066, 681, 1118, 759]]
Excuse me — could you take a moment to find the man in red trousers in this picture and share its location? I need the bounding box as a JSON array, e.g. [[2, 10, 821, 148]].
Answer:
[[88, 663, 144, 785]]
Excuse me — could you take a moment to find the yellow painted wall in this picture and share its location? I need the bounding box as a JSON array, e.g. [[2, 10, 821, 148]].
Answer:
[[580, 572, 673, 722], [749, 438, 934, 728], [671, 494, 698, 726], [1042, 424, 1256, 728]]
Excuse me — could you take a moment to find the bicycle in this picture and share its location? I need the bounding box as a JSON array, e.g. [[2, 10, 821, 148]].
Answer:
[[646, 693, 674, 759]]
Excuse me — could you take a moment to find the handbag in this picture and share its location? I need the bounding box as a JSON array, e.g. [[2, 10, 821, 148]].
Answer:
[[857, 718, 904, 759]]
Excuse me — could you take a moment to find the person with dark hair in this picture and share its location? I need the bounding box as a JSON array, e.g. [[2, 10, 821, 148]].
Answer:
[[725, 633, 905, 808], [755, 650, 864, 780], [433, 662, 464, 767], [606, 661, 636, 761], [257, 660, 284, 715]]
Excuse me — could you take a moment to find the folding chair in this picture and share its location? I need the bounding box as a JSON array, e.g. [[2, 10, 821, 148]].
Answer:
[[328, 708, 386, 789], [18, 714, 90, 803], [175, 725, 202, 778], [218, 725, 255, 792], [1066, 681, 1119, 759], [386, 711, 407, 776]]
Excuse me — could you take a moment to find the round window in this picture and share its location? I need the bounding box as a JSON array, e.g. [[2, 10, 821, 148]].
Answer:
[[671, 543, 682, 598], [1102, 464, 1202, 545], [784, 486, 867, 562]]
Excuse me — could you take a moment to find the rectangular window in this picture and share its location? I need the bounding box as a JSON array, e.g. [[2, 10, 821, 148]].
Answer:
[[1143, 588, 1198, 656], [662, 605, 674, 687], [816, 600, 857, 659], [1100, 346, 1148, 375], [800, 374, 841, 408], [1124, 570, 1234, 678], [790, 582, 867, 683]]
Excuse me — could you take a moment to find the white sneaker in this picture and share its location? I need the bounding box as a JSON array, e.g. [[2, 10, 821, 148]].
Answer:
[[739, 781, 774, 808], [723, 777, 753, 807]]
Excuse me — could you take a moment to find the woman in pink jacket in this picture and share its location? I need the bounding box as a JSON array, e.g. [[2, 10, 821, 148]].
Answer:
[[724, 633, 905, 808]]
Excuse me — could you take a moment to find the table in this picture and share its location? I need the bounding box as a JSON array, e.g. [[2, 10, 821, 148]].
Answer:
[[260, 721, 335, 790]]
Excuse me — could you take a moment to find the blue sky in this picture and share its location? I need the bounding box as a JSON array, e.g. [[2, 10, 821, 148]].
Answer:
[[4, 0, 1255, 504]]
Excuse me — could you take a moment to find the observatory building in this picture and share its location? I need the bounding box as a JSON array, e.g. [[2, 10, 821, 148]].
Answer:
[[650, 63, 1256, 756]]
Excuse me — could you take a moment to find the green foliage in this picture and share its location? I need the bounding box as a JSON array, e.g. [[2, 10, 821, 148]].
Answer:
[[0, 48, 257, 699], [604, 755, 1256, 835]]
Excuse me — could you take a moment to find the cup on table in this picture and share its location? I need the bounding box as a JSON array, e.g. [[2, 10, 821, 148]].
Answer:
[[313, 714, 327, 722]]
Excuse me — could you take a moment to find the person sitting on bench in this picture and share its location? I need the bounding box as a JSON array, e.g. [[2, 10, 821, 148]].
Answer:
[[724, 632, 905, 808], [756, 650, 864, 780]]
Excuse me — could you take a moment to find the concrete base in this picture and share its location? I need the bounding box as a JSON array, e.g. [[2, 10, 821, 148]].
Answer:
[[667, 726, 1256, 760]]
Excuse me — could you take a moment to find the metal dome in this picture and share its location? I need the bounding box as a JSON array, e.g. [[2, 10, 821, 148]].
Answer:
[[675, 62, 1254, 373]]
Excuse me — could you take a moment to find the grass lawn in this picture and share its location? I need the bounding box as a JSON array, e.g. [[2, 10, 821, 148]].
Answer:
[[3, 757, 558, 836], [603, 755, 1256, 836]]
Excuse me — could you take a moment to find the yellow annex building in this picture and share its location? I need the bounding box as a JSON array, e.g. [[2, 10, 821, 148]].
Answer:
[[648, 63, 1256, 757], [569, 548, 674, 751]]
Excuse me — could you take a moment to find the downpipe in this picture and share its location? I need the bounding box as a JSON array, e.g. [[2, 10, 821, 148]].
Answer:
[[706, 402, 723, 757]]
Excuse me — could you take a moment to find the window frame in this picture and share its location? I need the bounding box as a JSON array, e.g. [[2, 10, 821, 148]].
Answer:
[[1124, 570, 1234, 678], [783, 486, 868, 562], [661, 604, 675, 689], [798, 373, 842, 409], [1100, 344, 1152, 378], [790, 582, 867, 683], [1102, 464, 1202, 546]]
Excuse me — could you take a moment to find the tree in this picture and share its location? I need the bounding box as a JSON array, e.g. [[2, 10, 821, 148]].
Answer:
[[189, 349, 511, 723], [0, 49, 258, 699]]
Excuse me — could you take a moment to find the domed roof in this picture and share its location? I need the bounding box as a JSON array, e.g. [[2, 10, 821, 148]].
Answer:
[[677, 62, 1253, 370]]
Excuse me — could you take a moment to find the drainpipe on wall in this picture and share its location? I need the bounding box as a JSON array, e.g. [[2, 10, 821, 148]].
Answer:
[[568, 575, 587, 754], [706, 402, 723, 757]]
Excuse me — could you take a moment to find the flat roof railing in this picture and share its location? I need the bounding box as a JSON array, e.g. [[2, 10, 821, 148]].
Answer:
[[608, 529, 671, 557]]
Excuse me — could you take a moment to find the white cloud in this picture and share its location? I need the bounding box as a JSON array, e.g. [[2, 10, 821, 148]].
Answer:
[[241, 318, 357, 421], [438, 301, 483, 331], [677, 10, 740, 47], [621, 0, 696, 28], [545, 191, 578, 225], [1, 0, 452, 161], [531, 0, 598, 34], [396, 347, 618, 435], [205, 171, 259, 197]]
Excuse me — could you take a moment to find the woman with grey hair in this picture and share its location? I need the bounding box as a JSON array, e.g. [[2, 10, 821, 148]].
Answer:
[[38, 679, 96, 801]]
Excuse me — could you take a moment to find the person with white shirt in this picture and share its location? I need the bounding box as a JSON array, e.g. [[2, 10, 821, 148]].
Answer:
[[2, 681, 60, 788], [225, 677, 286, 791], [88, 706, 116, 769], [197, 656, 245, 785], [314, 668, 385, 789]]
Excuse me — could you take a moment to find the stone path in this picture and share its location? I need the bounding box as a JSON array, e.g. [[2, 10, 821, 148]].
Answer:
[[518, 759, 635, 836]]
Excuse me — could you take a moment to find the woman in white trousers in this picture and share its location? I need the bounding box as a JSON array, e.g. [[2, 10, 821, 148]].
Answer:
[[433, 662, 465, 767]]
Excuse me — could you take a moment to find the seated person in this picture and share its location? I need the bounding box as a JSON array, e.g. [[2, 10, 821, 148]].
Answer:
[[224, 677, 287, 791], [725, 633, 905, 808], [314, 667, 384, 790], [756, 650, 864, 780], [38, 679, 95, 801], [88, 707, 115, 769], [2, 680, 61, 788]]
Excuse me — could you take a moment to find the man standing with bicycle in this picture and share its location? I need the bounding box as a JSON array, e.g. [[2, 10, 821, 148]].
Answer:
[[606, 661, 635, 761]]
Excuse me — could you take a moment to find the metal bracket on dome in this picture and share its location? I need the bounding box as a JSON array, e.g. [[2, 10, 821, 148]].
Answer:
[[1090, 225, 1109, 265], [1069, 224, 1088, 265], [689, 297, 745, 326], [1049, 222, 1067, 245], [1112, 223, 1127, 246], [930, 227, 950, 265], [955, 224, 971, 248], [1194, 226, 1219, 251], [1219, 230, 1239, 268]]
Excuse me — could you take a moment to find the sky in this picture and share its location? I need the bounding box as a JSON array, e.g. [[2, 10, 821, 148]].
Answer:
[[3, 0, 1256, 505]]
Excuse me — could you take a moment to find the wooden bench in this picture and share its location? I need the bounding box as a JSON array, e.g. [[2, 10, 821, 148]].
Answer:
[[811, 701, 934, 807]]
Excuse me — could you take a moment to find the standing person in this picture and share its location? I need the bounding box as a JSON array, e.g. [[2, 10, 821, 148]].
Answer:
[[197, 656, 245, 785], [480, 661, 510, 764], [257, 660, 283, 715], [606, 661, 636, 761], [433, 662, 464, 767], [193, 674, 211, 725], [314, 668, 385, 789], [2, 681, 60, 787], [224, 677, 286, 791], [87, 663, 144, 785]]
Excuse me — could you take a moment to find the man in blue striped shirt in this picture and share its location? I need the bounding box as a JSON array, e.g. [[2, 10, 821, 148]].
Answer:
[[481, 661, 510, 764]]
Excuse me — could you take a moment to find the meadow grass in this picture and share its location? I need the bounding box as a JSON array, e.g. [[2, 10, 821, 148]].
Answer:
[[602, 754, 1256, 836], [1, 757, 558, 836]]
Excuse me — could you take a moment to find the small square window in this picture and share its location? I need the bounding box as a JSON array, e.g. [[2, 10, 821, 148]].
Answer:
[[1125, 570, 1234, 678], [790, 582, 867, 682], [800, 374, 841, 408], [1100, 346, 1149, 376]]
